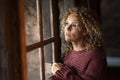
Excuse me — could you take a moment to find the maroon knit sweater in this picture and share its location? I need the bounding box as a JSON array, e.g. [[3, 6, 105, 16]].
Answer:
[[55, 47, 107, 80]]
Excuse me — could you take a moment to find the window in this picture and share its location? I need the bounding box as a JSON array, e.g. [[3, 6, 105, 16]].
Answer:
[[24, 0, 61, 80]]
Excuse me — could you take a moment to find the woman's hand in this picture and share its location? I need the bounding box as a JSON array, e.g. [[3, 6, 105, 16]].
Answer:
[[51, 63, 63, 74]]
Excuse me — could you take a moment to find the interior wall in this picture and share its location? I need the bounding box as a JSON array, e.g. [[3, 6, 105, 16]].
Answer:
[[101, 0, 120, 80], [101, 0, 120, 57], [101, 0, 120, 68]]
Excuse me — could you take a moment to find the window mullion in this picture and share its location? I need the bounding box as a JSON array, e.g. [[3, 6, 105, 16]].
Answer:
[[26, 37, 55, 52], [37, 0, 45, 80], [50, 0, 61, 62]]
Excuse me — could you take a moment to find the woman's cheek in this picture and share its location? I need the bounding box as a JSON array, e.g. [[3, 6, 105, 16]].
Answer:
[[65, 35, 71, 41]]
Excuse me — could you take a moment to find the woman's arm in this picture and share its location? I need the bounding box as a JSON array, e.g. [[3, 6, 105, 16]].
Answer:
[[55, 65, 83, 80], [54, 53, 107, 80]]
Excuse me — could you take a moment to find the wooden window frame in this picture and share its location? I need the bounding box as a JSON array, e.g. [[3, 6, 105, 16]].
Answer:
[[4, 0, 61, 80]]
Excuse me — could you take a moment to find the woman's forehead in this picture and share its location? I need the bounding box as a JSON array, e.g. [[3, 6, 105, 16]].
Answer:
[[66, 14, 82, 23], [67, 14, 78, 21]]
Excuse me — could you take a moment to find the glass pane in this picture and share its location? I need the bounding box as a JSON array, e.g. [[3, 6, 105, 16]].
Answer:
[[44, 43, 54, 80], [42, 0, 52, 40], [27, 48, 41, 80], [24, 0, 40, 45]]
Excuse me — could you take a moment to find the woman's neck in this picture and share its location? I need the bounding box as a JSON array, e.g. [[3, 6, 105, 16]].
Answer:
[[72, 41, 86, 51]]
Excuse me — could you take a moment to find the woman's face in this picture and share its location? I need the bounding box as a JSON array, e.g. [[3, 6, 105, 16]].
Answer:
[[64, 14, 85, 42]]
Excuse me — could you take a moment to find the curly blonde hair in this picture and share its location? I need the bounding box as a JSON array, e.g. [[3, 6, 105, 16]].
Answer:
[[61, 7, 103, 57]]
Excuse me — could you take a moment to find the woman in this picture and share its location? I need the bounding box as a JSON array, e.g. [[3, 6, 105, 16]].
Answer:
[[51, 7, 107, 80]]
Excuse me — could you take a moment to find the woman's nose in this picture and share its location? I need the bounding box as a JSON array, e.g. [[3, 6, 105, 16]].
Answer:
[[65, 25, 71, 31]]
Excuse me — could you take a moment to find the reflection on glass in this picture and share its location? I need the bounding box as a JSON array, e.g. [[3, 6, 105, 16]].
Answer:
[[44, 43, 54, 80], [24, 0, 40, 45], [42, 0, 52, 40], [27, 48, 41, 80]]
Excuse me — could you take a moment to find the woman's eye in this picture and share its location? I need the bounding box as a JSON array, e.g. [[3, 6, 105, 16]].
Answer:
[[72, 24, 77, 27]]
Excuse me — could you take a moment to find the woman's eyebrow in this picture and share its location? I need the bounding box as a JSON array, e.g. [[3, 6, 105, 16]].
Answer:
[[65, 21, 79, 23], [73, 22, 79, 23]]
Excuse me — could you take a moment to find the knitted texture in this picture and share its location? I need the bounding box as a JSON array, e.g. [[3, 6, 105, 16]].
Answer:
[[55, 47, 107, 80]]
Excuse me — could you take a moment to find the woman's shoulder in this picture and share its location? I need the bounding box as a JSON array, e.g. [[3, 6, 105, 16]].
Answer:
[[88, 46, 106, 59], [89, 46, 104, 53]]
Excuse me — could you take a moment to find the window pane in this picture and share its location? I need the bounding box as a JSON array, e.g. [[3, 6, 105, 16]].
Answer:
[[42, 0, 52, 40], [44, 43, 54, 80], [27, 48, 41, 80], [25, 0, 40, 45]]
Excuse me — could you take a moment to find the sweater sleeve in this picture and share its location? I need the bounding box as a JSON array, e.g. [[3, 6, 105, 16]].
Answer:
[[55, 65, 82, 80]]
